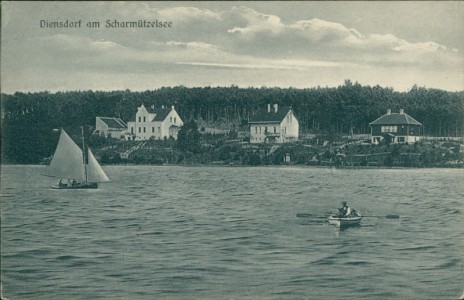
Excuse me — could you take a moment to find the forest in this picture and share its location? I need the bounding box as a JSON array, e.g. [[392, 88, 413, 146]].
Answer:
[[1, 80, 463, 164]]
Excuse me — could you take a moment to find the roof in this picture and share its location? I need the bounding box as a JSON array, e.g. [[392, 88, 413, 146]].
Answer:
[[98, 117, 127, 129], [145, 106, 157, 114], [369, 112, 422, 126], [151, 108, 171, 121], [249, 107, 293, 124], [137, 104, 174, 122]]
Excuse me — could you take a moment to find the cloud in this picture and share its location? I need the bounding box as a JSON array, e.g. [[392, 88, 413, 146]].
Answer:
[[157, 6, 221, 22], [37, 34, 126, 56], [227, 6, 284, 35], [176, 58, 343, 71], [222, 7, 459, 67], [30, 5, 461, 70], [165, 41, 219, 50], [290, 18, 362, 42], [1, 3, 462, 92]]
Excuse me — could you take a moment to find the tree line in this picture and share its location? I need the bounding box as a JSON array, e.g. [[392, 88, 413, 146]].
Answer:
[[1, 80, 463, 163]]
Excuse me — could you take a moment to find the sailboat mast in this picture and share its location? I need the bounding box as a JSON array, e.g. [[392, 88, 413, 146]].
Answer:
[[82, 126, 88, 182]]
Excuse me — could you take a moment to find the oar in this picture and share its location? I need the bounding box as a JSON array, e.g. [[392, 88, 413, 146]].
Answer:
[[296, 213, 331, 218], [296, 213, 315, 218], [362, 215, 400, 219], [296, 213, 400, 219]]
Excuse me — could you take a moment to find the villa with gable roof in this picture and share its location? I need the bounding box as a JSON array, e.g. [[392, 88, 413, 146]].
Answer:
[[126, 104, 183, 141], [249, 104, 299, 144], [369, 109, 423, 144]]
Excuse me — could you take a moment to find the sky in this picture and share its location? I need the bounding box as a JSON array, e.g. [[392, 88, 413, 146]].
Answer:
[[1, 1, 463, 93]]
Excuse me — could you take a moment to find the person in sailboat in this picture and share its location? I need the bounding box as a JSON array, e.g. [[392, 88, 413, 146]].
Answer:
[[48, 128, 110, 189]]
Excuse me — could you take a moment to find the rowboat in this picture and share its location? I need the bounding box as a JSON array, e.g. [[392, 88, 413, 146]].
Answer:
[[328, 215, 362, 228]]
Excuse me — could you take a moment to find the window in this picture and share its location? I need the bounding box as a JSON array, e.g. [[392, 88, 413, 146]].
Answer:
[[255, 126, 258, 134], [158, 127, 161, 133], [381, 126, 397, 133], [143, 116, 146, 122], [138, 127, 141, 133], [398, 137, 405, 143], [274, 126, 276, 133], [170, 117, 172, 122], [152, 127, 155, 133], [131, 127, 134, 134], [143, 127, 146, 133], [138, 117, 141, 122], [174, 117, 177, 123]]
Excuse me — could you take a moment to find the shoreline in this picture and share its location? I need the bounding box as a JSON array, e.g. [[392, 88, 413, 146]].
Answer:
[[2, 163, 463, 170]]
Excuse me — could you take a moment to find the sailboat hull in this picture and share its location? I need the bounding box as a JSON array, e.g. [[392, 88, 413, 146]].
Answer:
[[51, 182, 98, 189]]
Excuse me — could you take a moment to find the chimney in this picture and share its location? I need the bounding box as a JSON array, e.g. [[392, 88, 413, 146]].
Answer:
[[151, 104, 155, 109], [386, 109, 391, 115], [399, 109, 404, 115], [171, 105, 175, 110], [267, 104, 271, 113], [274, 104, 278, 113]]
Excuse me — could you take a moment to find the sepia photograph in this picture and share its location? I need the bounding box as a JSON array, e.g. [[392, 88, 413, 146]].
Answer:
[[1, 1, 463, 299]]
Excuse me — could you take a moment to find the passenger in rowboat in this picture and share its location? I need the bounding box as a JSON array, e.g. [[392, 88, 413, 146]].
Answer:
[[338, 201, 358, 218]]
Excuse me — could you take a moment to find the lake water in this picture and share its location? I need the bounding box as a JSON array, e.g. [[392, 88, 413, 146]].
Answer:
[[1, 165, 463, 299]]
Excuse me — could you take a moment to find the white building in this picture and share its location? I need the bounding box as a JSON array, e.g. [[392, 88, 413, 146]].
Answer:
[[94, 117, 127, 139], [126, 104, 183, 140], [249, 104, 299, 144]]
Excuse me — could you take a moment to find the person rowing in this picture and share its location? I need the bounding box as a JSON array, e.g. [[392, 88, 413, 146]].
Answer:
[[338, 201, 359, 218]]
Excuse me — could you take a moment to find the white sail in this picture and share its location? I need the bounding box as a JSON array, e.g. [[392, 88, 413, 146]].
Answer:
[[48, 130, 86, 180], [87, 148, 110, 182]]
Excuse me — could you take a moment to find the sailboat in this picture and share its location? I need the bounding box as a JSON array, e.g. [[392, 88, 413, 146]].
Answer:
[[48, 128, 109, 189]]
